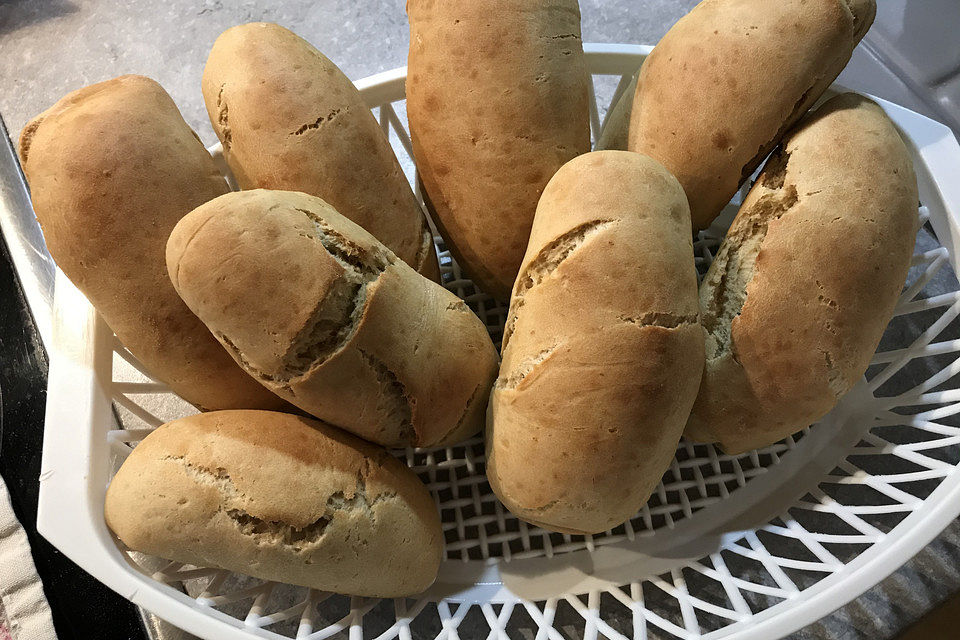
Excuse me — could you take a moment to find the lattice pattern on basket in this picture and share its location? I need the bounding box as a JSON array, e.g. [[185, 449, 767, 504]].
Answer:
[[101, 69, 960, 640]]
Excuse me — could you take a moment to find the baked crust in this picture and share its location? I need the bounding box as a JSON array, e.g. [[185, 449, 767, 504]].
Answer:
[[487, 151, 704, 534], [19, 75, 288, 411], [202, 23, 440, 281], [105, 410, 443, 597], [628, 0, 876, 231], [406, 0, 591, 299], [687, 93, 918, 453], [167, 189, 499, 448]]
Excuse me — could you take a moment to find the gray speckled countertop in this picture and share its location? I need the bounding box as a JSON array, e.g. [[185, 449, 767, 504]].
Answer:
[[0, 0, 698, 144], [2, 1, 959, 639]]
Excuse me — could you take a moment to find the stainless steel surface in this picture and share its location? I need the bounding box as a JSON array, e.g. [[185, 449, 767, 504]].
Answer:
[[131, 554, 200, 640], [139, 610, 197, 640], [0, 116, 53, 348]]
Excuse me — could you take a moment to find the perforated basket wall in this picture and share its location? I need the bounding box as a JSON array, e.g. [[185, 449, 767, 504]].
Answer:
[[37, 44, 960, 640]]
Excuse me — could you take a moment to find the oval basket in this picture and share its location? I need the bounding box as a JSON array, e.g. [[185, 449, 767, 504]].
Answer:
[[37, 43, 960, 640]]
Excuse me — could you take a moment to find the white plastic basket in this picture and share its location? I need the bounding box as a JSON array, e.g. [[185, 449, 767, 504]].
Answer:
[[37, 43, 960, 640]]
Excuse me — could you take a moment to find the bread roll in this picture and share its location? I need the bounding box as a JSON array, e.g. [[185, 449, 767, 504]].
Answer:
[[595, 69, 639, 151], [628, 0, 876, 231], [167, 189, 499, 448], [687, 94, 918, 454], [105, 410, 442, 597], [18, 75, 287, 411], [202, 23, 439, 280], [487, 151, 704, 534], [406, 0, 591, 300]]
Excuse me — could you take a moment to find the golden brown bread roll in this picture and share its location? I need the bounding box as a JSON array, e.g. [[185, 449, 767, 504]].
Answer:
[[406, 0, 591, 299], [487, 151, 704, 534], [166, 189, 499, 448], [105, 410, 443, 597], [628, 0, 876, 231], [18, 75, 288, 412], [202, 23, 439, 280], [687, 93, 918, 454]]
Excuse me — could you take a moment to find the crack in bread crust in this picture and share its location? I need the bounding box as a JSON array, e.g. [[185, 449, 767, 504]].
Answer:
[[840, 0, 878, 40], [820, 348, 846, 398], [518, 498, 559, 514], [18, 116, 44, 164], [496, 345, 559, 391], [503, 219, 614, 349], [164, 455, 395, 551], [738, 82, 816, 185], [358, 349, 415, 445], [217, 332, 286, 386], [226, 509, 331, 548], [703, 149, 799, 360], [414, 225, 434, 274], [290, 107, 343, 136], [218, 206, 395, 385], [446, 300, 468, 312], [168, 456, 236, 495], [436, 382, 483, 444], [760, 146, 790, 190], [218, 277, 368, 386], [278, 207, 392, 377], [216, 83, 232, 150], [281, 276, 366, 379], [294, 208, 391, 276], [618, 312, 699, 329]]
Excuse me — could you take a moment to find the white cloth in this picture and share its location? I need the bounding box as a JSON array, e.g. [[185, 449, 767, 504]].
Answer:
[[0, 478, 56, 640]]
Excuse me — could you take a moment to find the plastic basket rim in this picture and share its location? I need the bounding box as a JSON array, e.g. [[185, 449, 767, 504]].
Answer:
[[35, 42, 960, 640]]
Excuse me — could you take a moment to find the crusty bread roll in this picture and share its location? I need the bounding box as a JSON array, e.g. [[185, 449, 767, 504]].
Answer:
[[628, 0, 876, 231], [202, 23, 439, 281], [487, 151, 704, 534], [166, 189, 499, 448], [18, 75, 288, 412], [406, 0, 591, 300], [595, 69, 639, 151], [105, 410, 442, 597], [687, 93, 918, 454]]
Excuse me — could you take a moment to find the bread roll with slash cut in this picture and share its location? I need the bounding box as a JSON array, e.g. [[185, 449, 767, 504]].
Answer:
[[105, 410, 443, 597], [628, 0, 876, 231], [202, 22, 440, 281], [406, 0, 591, 300], [166, 189, 500, 449], [687, 93, 919, 454], [18, 75, 289, 412], [487, 151, 704, 535]]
